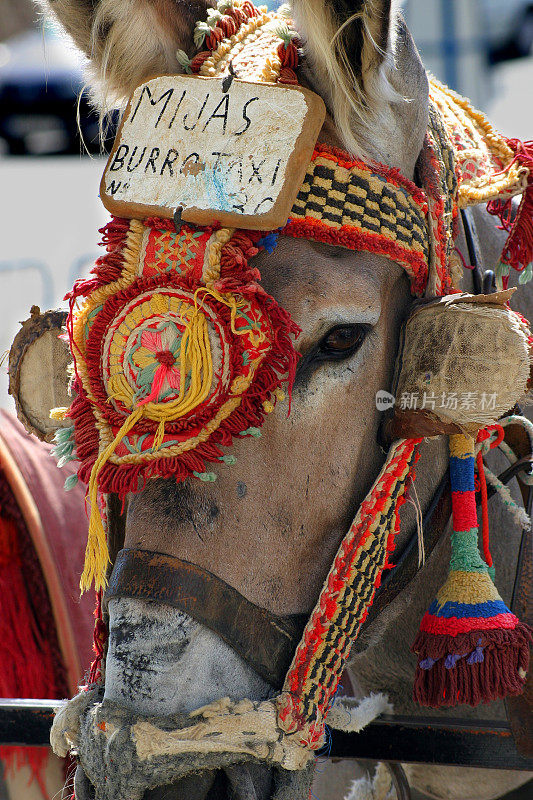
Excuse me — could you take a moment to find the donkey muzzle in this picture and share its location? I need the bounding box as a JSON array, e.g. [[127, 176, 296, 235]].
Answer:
[[68, 697, 312, 800]]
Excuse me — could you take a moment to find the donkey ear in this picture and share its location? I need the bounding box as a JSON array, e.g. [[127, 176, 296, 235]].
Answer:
[[291, 0, 412, 161], [37, 1, 215, 108]]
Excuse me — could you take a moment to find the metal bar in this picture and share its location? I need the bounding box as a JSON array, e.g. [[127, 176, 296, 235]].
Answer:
[[0, 699, 64, 748], [1, 702, 532, 771], [330, 715, 533, 770]]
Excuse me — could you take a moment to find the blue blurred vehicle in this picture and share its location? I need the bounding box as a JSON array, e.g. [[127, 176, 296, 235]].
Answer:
[[0, 25, 110, 155], [484, 0, 533, 59]]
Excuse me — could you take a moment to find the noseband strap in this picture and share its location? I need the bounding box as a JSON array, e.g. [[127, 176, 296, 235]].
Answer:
[[104, 548, 308, 689]]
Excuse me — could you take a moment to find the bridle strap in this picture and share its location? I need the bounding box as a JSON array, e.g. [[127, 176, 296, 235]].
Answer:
[[461, 207, 486, 294], [354, 472, 451, 647], [104, 548, 308, 689], [102, 421, 531, 696]]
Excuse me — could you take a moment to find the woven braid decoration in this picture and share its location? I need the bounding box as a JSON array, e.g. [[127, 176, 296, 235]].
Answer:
[[282, 144, 432, 296], [190, 2, 300, 86], [429, 79, 533, 283], [65, 218, 300, 591], [276, 438, 422, 746]]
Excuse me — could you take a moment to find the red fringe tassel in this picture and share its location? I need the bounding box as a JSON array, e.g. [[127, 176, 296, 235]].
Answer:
[[487, 139, 533, 278], [412, 624, 532, 707], [88, 590, 107, 685], [0, 474, 68, 799]]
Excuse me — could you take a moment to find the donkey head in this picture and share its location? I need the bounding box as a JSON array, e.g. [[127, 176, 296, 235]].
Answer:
[[40, 2, 439, 798]]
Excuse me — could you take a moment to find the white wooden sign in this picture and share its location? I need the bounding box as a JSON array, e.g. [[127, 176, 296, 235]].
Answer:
[[100, 75, 326, 230]]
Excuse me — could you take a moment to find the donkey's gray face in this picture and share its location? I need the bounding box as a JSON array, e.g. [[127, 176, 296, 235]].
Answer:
[[40, 1, 433, 798], [103, 245, 416, 800]]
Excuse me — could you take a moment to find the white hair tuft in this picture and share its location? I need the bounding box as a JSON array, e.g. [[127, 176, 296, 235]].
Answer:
[[290, 0, 404, 161]]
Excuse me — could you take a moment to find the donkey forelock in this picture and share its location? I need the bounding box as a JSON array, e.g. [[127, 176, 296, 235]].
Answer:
[[40, 1, 429, 174], [37, 0, 216, 109]]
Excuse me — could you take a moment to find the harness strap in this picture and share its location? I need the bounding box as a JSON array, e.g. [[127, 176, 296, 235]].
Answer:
[[461, 207, 485, 295], [354, 472, 451, 647], [501, 418, 533, 507], [104, 548, 308, 689], [506, 511, 533, 758]]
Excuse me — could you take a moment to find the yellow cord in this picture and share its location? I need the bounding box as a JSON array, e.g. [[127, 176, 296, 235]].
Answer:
[[195, 286, 248, 337], [80, 406, 144, 592], [80, 300, 220, 592]]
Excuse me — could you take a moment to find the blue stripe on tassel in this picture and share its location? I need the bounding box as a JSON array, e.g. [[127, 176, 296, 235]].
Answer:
[[427, 599, 508, 619], [449, 455, 475, 492]]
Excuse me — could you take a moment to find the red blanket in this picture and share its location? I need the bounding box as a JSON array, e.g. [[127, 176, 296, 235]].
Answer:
[[0, 410, 94, 696]]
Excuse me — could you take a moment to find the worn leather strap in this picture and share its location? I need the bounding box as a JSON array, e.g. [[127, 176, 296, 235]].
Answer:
[[506, 516, 533, 758], [461, 207, 485, 295], [104, 548, 308, 689]]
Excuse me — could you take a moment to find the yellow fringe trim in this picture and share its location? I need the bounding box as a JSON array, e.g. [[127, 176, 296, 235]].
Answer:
[[429, 79, 528, 206], [81, 406, 144, 592]]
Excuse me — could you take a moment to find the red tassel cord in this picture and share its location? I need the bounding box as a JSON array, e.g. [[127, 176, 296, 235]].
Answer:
[[412, 434, 532, 708], [487, 139, 533, 284], [0, 472, 68, 798], [88, 590, 107, 686]]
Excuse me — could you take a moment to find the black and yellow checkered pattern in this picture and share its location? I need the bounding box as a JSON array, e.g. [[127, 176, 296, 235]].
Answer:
[[290, 154, 430, 262]]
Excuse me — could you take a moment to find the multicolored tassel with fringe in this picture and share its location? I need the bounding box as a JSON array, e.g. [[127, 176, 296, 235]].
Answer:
[[412, 433, 532, 707]]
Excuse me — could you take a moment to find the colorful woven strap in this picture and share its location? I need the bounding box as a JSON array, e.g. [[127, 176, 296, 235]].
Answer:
[[283, 145, 431, 296], [280, 101, 459, 298], [276, 438, 422, 747], [430, 80, 528, 208]]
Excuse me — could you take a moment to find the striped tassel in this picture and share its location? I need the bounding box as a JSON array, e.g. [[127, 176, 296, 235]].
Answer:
[[411, 434, 532, 707]]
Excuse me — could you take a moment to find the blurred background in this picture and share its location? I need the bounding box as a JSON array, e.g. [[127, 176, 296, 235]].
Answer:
[[0, 0, 532, 408]]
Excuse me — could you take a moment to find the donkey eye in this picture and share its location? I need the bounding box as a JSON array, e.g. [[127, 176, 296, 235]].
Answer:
[[318, 324, 369, 359]]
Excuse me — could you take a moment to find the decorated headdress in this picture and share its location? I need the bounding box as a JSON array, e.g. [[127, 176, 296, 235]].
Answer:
[[50, 0, 533, 784]]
